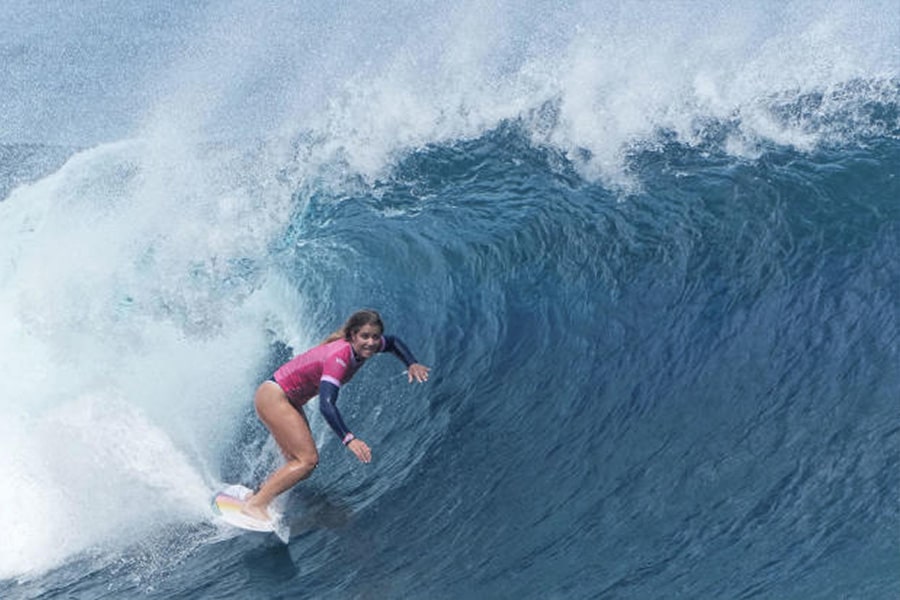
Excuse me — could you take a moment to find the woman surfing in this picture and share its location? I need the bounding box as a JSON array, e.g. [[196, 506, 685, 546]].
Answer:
[[240, 309, 430, 522]]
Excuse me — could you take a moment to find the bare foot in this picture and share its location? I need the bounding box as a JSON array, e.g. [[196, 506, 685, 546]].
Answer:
[[241, 495, 272, 522]]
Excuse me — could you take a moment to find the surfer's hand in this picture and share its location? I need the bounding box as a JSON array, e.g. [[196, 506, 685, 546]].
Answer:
[[347, 438, 372, 463], [408, 363, 430, 383]]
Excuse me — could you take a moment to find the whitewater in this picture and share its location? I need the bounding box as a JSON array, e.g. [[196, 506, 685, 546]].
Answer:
[[1, 2, 898, 598]]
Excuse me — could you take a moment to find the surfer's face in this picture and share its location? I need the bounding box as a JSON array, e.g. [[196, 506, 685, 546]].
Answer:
[[350, 323, 383, 359]]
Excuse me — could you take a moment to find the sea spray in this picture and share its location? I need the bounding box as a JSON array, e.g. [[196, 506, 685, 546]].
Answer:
[[0, 134, 306, 577]]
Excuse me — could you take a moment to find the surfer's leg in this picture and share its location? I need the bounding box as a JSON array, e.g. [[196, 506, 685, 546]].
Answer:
[[243, 382, 318, 520]]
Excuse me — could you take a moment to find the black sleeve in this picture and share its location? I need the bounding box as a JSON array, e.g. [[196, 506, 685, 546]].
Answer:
[[318, 380, 352, 441], [382, 335, 418, 367]]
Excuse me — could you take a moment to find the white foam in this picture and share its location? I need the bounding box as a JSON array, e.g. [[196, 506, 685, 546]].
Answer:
[[194, 1, 896, 185], [0, 393, 211, 577], [0, 133, 309, 578], [6, 2, 898, 178]]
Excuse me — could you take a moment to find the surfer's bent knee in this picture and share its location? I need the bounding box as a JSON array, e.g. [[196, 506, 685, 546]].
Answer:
[[287, 455, 318, 479]]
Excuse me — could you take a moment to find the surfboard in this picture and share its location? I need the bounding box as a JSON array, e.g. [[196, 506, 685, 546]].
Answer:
[[211, 484, 276, 533]]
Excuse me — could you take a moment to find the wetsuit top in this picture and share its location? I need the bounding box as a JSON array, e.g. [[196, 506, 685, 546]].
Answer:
[[272, 335, 418, 442]]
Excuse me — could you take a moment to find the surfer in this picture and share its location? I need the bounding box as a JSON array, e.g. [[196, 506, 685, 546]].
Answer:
[[241, 309, 430, 522]]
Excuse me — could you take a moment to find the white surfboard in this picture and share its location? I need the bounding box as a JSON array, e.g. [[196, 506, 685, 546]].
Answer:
[[212, 484, 276, 533]]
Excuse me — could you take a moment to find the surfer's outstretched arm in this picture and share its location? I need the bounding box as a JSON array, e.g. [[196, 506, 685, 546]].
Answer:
[[319, 380, 372, 463], [383, 335, 430, 383]]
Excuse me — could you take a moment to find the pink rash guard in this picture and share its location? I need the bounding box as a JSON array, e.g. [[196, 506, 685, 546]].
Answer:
[[272, 337, 385, 406], [269, 334, 418, 442]]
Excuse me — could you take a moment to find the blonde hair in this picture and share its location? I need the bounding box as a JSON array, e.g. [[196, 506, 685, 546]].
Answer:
[[322, 309, 385, 344]]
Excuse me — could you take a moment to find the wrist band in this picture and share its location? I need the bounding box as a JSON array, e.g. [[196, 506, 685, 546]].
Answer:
[[342, 433, 355, 445]]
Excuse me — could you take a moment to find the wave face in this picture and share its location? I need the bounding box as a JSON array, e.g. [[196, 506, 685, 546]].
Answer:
[[2, 2, 899, 598]]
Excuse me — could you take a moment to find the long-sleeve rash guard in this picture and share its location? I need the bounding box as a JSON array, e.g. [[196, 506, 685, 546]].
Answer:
[[272, 335, 418, 441]]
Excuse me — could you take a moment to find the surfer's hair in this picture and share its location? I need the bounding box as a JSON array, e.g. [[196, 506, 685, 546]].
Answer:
[[322, 309, 384, 344]]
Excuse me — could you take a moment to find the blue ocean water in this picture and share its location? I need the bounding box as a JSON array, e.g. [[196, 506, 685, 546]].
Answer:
[[1, 2, 898, 599]]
